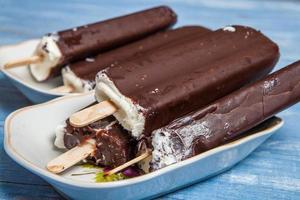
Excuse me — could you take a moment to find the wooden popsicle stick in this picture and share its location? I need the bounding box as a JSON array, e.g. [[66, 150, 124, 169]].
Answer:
[[50, 85, 74, 93], [47, 139, 96, 174], [4, 55, 43, 69], [69, 100, 117, 127], [104, 150, 151, 176]]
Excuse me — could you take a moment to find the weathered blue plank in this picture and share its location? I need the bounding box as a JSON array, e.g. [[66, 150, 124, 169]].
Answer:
[[0, 73, 31, 120], [0, 182, 63, 200], [0, 0, 300, 199]]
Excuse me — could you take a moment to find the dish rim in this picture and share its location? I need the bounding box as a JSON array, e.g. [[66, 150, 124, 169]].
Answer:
[[4, 92, 284, 189]]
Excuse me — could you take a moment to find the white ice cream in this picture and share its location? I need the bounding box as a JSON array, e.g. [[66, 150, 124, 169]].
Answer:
[[151, 130, 180, 170], [29, 34, 62, 81], [62, 66, 95, 93], [95, 71, 146, 138], [223, 26, 236, 32], [151, 119, 212, 170], [54, 124, 66, 149]]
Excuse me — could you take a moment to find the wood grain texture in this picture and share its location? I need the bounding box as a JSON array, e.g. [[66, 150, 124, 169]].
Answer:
[[0, 0, 299, 199]]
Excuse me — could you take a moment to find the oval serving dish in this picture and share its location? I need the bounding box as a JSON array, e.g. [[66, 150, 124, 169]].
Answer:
[[0, 40, 72, 103], [4, 92, 283, 200]]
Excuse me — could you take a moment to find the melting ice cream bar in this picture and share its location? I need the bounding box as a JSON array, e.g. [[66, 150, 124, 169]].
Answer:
[[5, 6, 177, 81], [151, 60, 300, 170], [94, 25, 279, 139], [61, 26, 211, 92]]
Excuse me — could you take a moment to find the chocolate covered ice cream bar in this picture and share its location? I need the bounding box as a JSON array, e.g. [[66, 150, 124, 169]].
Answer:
[[62, 26, 211, 92], [151, 60, 300, 170], [26, 6, 177, 81], [95, 25, 279, 138]]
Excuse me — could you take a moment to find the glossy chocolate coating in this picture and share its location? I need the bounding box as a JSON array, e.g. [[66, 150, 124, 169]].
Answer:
[[93, 124, 135, 167], [152, 60, 300, 164], [56, 6, 176, 65], [68, 26, 211, 81], [64, 116, 135, 167], [101, 25, 279, 136]]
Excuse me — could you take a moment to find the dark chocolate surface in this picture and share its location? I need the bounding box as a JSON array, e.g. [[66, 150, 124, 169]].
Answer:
[[64, 116, 135, 167], [69, 26, 211, 81], [101, 25, 279, 136], [153, 60, 300, 160], [56, 6, 177, 66], [93, 124, 135, 167]]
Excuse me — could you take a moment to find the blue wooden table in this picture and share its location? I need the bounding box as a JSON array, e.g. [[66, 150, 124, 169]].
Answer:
[[0, 0, 300, 199]]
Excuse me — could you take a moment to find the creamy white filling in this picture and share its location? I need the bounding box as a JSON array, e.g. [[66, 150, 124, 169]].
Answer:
[[95, 72, 145, 138], [29, 34, 62, 81], [54, 124, 66, 149], [223, 26, 236, 32], [151, 131, 179, 170], [62, 66, 94, 93], [151, 119, 212, 170]]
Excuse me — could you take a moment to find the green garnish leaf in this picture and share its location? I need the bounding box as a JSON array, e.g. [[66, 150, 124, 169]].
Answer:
[[79, 164, 129, 182], [95, 172, 127, 182]]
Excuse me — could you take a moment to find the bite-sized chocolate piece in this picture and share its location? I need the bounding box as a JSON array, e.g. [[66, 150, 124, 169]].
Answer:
[[95, 25, 279, 138], [151, 61, 300, 170], [62, 26, 211, 92], [29, 6, 177, 81], [63, 116, 136, 167]]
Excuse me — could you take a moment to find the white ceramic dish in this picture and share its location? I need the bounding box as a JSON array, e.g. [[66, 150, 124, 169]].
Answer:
[[3, 92, 284, 200], [0, 40, 72, 103]]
